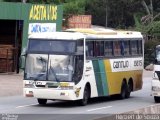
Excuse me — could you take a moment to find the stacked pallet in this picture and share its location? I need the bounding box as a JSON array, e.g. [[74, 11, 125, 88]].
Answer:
[[0, 45, 15, 72]]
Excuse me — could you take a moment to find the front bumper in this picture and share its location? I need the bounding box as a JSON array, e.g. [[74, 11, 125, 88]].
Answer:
[[151, 79, 160, 96], [24, 88, 78, 100]]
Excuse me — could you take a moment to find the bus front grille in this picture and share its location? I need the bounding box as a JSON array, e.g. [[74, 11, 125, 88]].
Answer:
[[36, 85, 45, 88]]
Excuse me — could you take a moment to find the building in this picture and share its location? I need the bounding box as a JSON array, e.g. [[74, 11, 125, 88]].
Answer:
[[0, 2, 63, 73]]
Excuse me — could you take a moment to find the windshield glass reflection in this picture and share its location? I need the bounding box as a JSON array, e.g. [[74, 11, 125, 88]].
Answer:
[[48, 55, 73, 82], [25, 54, 74, 82]]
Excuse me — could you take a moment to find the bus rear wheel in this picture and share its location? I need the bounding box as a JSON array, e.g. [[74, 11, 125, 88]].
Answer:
[[154, 96, 160, 103], [119, 81, 127, 99], [126, 82, 133, 98], [79, 86, 90, 106], [37, 98, 47, 105]]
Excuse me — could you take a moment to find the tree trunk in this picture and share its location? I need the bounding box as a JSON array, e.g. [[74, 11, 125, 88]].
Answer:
[[141, 0, 150, 15], [150, 0, 153, 21]]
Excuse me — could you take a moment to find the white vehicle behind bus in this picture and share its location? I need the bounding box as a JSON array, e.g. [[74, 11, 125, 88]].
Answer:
[[151, 45, 160, 102]]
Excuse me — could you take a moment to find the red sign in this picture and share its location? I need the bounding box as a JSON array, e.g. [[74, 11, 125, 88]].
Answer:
[[68, 15, 92, 28]]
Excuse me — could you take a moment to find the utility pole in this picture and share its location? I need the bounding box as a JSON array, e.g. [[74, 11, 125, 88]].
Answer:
[[105, 4, 108, 28], [105, 0, 108, 28]]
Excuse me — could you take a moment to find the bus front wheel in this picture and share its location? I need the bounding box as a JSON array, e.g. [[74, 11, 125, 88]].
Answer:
[[37, 98, 47, 105], [154, 96, 160, 103], [79, 86, 90, 106]]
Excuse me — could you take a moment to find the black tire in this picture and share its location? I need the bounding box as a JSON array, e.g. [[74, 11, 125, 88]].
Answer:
[[125, 82, 132, 98], [79, 86, 90, 106], [154, 96, 160, 103], [37, 98, 47, 105], [119, 81, 127, 99]]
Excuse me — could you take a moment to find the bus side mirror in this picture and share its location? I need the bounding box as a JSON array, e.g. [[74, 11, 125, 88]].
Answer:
[[20, 48, 27, 70], [19, 55, 25, 70], [154, 58, 158, 64]]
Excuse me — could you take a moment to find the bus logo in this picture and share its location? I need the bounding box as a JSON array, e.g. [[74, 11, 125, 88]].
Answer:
[[35, 82, 43, 85]]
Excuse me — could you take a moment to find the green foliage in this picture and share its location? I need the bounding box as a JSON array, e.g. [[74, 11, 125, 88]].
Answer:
[[85, 0, 107, 26], [2, 0, 21, 2], [144, 39, 160, 67], [3, 0, 64, 3], [61, 0, 86, 28], [2, 0, 160, 35], [134, 13, 144, 30], [148, 21, 160, 36], [63, 0, 86, 17]]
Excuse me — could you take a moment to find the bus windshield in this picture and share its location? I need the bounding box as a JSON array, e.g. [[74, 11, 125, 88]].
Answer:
[[24, 54, 74, 82]]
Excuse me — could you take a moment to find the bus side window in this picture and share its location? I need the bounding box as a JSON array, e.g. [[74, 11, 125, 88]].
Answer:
[[138, 40, 142, 55], [131, 40, 138, 55], [104, 41, 113, 57], [114, 41, 121, 56], [86, 41, 94, 58], [123, 41, 130, 56], [73, 55, 84, 84], [77, 40, 84, 54], [120, 41, 125, 56], [95, 41, 104, 57]]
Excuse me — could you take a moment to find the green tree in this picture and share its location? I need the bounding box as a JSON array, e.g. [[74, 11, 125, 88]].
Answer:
[[85, 0, 143, 28], [85, 0, 107, 26]]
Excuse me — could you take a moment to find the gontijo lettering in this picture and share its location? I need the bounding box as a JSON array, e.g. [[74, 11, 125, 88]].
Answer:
[[113, 60, 129, 68], [29, 5, 57, 21]]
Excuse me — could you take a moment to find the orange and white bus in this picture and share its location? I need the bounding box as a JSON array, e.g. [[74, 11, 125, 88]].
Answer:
[[23, 28, 144, 105]]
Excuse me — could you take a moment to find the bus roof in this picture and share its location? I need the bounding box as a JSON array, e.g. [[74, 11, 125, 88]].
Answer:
[[66, 28, 117, 35], [28, 32, 84, 40], [66, 28, 143, 39]]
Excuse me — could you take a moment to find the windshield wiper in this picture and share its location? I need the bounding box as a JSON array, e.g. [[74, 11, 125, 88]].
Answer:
[[50, 67, 59, 82], [34, 73, 47, 81]]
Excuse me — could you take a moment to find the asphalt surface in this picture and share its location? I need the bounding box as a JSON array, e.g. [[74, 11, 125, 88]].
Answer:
[[0, 70, 157, 120], [0, 73, 23, 97]]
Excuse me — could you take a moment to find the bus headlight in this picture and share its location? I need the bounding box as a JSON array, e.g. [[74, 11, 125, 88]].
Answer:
[[24, 81, 35, 88], [24, 84, 35, 88]]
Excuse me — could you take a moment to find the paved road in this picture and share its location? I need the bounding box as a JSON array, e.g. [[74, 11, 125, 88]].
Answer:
[[0, 71, 156, 120], [0, 73, 23, 97]]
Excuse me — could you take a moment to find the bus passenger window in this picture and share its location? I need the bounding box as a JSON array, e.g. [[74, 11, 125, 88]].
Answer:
[[73, 55, 84, 84], [86, 41, 94, 57], [131, 40, 138, 55], [123, 41, 130, 56], [114, 41, 121, 56], [95, 41, 104, 57], [104, 41, 113, 57], [120, 41, 125, 56], [138, 40, 142, 55], [77, 40, 84, 54]]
